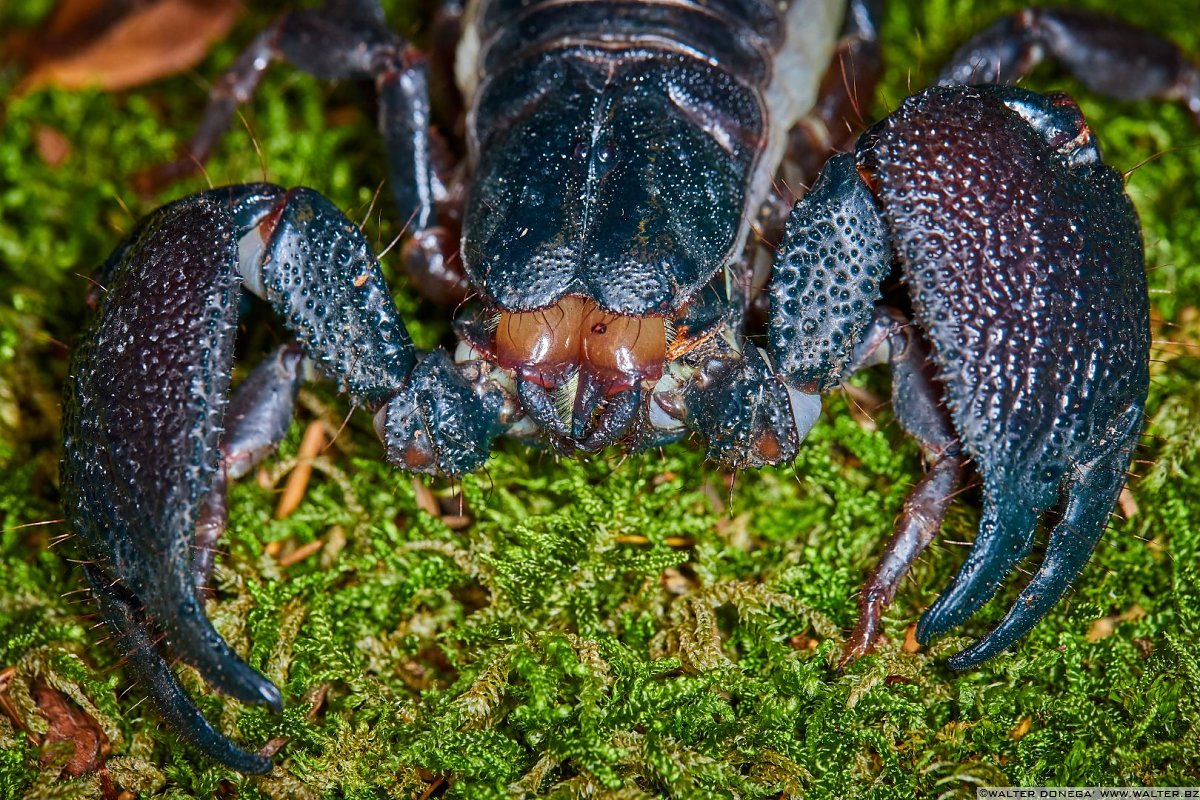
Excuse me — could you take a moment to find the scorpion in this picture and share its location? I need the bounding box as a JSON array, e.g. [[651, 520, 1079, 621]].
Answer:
[[60, 0, 1200, 773]]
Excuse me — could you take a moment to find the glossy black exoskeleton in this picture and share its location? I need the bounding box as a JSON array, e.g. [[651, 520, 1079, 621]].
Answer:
[[61, 0, 1199, 773]]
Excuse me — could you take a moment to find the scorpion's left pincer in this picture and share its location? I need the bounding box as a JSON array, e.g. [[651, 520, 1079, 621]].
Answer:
[[61, 191, 287, 773], [60, 183, 503, 771]]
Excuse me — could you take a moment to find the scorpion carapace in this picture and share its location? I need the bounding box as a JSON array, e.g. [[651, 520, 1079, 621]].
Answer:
[[60, 0, 1198, 773]]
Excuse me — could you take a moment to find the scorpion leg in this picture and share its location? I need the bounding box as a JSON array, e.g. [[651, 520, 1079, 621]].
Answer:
[[194, 343, 306, 595], [138, 0, 468, 303], [764, 151, 961, 660], [680, 340, 817, 471], [787, 0, 884, 183], [688, 151, 892, 468], [836, 308, 966, 664], [937, 7, 1200, 124]]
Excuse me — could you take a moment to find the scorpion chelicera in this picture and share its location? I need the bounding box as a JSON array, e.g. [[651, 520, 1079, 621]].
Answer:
[[60, 0, 1200, 773]]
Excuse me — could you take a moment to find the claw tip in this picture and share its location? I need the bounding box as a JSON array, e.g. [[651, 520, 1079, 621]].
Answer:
[[259, 680, 284, 713]]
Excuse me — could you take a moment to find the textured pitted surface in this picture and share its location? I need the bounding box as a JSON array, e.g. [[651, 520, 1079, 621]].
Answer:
[[860, 85, 1149, 492], [62, 195, 238, 600], [261, 188, 415, 404], [463, 48, 764, 314], [475, 0, 783, 84], [770, 153, 890, 391], [683, 344, 800, 470], [382, 350, 505, 475]]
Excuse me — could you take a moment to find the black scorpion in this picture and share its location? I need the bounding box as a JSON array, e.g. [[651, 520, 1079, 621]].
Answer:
[[61, 0, 1200, 772]]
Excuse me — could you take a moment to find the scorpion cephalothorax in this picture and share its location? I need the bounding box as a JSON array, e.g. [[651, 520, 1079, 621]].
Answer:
[[61, 0, 1198, 773]]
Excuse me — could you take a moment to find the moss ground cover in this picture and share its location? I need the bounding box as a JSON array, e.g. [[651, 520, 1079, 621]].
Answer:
[[1, 1, 1199, 796]]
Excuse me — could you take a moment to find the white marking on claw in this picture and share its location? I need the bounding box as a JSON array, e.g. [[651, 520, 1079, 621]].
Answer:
[[786, 386, 821, 442]]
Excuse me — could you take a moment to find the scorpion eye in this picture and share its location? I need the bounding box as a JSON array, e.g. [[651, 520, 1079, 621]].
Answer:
[[580, 305, 666, 387], [493, 296, 586, 383]]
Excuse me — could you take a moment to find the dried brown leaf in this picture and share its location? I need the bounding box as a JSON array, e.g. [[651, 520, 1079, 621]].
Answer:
[[33, 680, 110, 778], [19, 0, 243, 94], [1086, 604, 1147, 643], [34, 125, 73, 167]]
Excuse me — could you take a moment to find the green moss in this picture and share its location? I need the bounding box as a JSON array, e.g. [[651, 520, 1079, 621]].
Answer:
[[1, 1, 1199, 796]]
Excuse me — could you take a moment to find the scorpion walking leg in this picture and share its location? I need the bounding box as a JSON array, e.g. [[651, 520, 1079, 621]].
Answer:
[[838, 308, 966, 665], [194, 343, 306, 595], [937, 8, 1200, 123], [787, 0, 884, 184], [138, 1, 469, 302], [755, 0, 884, 274]]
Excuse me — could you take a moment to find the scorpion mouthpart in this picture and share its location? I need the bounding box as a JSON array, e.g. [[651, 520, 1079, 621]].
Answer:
[[579, 383, 643, 452]]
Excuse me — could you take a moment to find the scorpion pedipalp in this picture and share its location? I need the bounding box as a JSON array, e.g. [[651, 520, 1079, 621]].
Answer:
[[926, 405, 1142, 668], [60, 0, 1197, 776], [62, 183, 503, 769], [62, 193, 283, 771], [849, 86, 1149, 664]]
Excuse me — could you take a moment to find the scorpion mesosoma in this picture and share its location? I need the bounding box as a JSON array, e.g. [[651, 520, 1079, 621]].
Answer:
[[60, 0, 1199, 772]]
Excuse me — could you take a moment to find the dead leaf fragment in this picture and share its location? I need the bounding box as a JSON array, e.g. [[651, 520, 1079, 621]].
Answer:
[[276, 537, 324, 568], [276, 420, 327, 519], [660, 568, 692, 596], [0, 666, 27, 735], [34, 125, 72, 167], [19, 0, 243, 94], [412, 478, 440, 518], [1011, 716, 1032, 740], [1086, 604, 1147, 643], [1118, 486, 1139, 520], [33, 680, 110, 778]]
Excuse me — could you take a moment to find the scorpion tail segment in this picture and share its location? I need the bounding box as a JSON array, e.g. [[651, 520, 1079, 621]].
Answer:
[[948, 416, 1140, 669], [935, 8, 1200, 125], [377, 350, 505, 475], [84, 567, 273, 775], [769, 153, 890, 394]]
